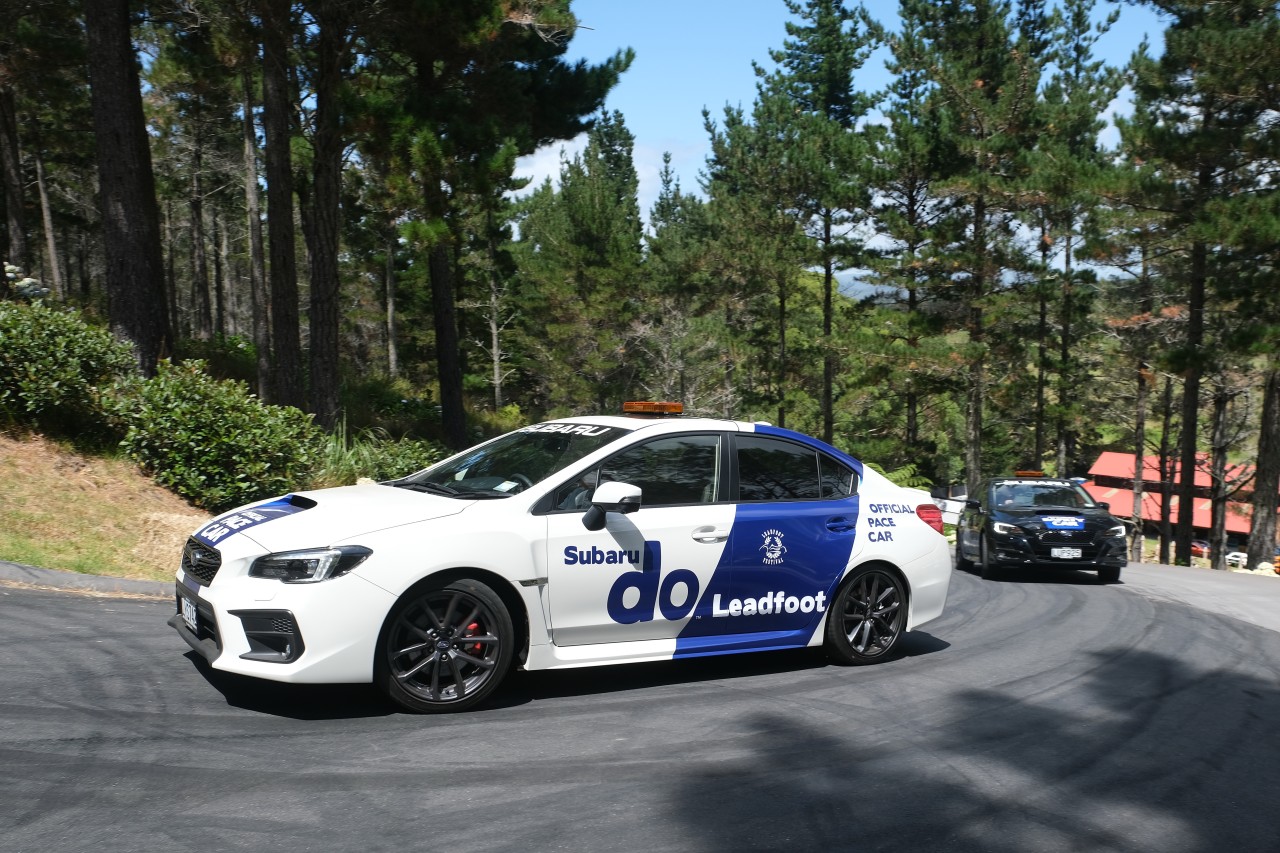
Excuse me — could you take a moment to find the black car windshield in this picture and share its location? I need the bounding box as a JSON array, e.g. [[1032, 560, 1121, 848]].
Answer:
[[395, 423, 629, 498], [991, 481, 1096, 509]]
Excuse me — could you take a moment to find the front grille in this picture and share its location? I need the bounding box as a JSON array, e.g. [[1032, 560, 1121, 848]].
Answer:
[[1039, 529, 1088, 544], [182, 537, 222, 585]]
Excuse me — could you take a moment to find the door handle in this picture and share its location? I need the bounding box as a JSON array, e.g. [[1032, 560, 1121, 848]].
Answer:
[[692, 526, 729, 543], [826, 517, 855, 533]]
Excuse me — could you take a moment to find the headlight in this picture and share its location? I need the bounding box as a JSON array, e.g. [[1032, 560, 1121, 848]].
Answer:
[[991, 521, 1021, 536], [250, 546, 372, 583], [1107, 524, 1127, 538]]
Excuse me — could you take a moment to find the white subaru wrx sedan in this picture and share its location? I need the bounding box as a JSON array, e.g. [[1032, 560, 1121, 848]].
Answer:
[[170, 403, 952, 712]]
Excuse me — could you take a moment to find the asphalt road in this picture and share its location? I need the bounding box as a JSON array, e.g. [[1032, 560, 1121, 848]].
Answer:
[[3, 561, 1280, 853]]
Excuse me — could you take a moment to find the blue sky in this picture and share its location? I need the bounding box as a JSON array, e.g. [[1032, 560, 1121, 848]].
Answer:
[[516, 0, 1168, 218]]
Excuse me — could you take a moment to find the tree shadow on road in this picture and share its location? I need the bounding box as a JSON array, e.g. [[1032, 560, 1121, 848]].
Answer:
[[663, 641, 1280, 852]]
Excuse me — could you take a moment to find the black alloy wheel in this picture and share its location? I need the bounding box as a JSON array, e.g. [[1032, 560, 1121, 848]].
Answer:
[[377, 578, 514, 713], [825, 566, 907, 665]]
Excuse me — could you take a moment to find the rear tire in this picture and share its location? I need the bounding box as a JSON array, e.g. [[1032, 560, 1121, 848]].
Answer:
[[376, 578, 515, 713], [824, 566, 907, 665], [954, 542, 973, 572]]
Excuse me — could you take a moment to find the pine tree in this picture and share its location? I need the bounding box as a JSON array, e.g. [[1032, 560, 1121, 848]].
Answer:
[[911, 0, 1046, 493], [755, 0, 882, 443], [1120, 0, 1280, 564], [512, 111, 643, 415]]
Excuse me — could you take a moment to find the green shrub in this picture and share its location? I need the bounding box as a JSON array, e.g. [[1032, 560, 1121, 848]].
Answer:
[[309, 421, 448, 489], [0, 301, 137, 440], [174, 335, 258, 384], [340, 373, 439, 438], [112, 360, 324, 512]]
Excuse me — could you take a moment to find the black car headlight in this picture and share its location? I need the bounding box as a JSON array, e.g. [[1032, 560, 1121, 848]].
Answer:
[[1107, 524, 1127, 538], [250, 546, 372, 583], [991, 521, 1021, 536]]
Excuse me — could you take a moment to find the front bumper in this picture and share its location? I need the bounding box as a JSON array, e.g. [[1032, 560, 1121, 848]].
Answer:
[[169, 568, 397, 684], [987, 534, 1127, 570]]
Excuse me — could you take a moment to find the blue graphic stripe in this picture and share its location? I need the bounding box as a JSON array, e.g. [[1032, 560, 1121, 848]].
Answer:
[[194, 496, 311, 547]]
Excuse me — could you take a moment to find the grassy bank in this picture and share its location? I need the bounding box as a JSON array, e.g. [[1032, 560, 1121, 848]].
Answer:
[[0, 433, 209, 582]]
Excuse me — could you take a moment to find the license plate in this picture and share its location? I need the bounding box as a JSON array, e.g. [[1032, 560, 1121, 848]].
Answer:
[[1051, 547, 1083, 559], [180, 594, 199, 633]]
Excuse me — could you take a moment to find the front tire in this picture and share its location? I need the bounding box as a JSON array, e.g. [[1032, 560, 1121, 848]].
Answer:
[[979, 538, 1000, 581], [376, 578, 515, 713], [824, 566, 907, 665], [1098, 566, 1122, 584]]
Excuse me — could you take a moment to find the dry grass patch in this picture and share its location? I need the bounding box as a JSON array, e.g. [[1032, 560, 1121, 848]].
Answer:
[[0, 433, 210, 581]]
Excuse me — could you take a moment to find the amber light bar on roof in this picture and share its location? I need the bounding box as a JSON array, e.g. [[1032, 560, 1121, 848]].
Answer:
[[622, 401, 684, 416]]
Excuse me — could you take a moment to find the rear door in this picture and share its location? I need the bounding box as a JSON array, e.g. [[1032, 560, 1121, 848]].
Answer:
[[699, 431, 861, 646]]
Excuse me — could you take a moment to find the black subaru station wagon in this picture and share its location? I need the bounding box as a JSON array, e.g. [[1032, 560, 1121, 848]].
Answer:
[[955, 475, 1128, 583]]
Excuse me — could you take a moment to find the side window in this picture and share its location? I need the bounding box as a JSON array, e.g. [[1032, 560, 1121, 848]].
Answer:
[[736, 436, 821, 501], [559, 434, 721, 509], [820, 455, 858, 499]]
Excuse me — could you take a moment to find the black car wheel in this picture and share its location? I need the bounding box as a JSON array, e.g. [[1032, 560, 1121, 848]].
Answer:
[[955, 539, 974, 572], [825, 566, 907, 665], [376, 578, 515, 713], [979, 537, 1000, 580], [1098, 566, 1121, 584]]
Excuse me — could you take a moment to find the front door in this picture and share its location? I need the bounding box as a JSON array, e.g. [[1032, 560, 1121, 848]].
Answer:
[[544, 433, 733, 646]]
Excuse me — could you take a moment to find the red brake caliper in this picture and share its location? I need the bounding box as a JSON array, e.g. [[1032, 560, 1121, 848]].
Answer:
[[466, 622, 483, 655]]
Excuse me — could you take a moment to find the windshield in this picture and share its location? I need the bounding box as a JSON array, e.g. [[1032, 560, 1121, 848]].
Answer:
[[991, 481, 1096, 510], [396, 423, 630, 498]]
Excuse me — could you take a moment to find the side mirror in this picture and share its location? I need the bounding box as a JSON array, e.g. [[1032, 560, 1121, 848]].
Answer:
[[1096, 501, 1110, 510], [582, 481, 642, 531], [965, 499, 982, 511]]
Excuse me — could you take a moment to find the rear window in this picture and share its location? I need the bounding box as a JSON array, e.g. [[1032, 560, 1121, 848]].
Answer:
[[736, 436, 858, 502]]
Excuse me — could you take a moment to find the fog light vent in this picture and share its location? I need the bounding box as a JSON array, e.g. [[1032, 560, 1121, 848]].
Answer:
[[230, 609, 305, 663]]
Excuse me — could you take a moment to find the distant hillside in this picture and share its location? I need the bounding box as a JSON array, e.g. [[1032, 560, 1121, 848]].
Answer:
[[0, 434, 209, 582]]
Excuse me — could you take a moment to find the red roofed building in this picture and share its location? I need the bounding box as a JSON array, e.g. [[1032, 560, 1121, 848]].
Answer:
[[1083, 451, 1270, 537]]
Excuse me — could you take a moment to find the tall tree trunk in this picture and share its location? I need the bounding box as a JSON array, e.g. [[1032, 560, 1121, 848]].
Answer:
[[259, 0, 304, 408], [429, 241, 467, 448], [964, 195, 988, 497], [1248, 358, 1280, 570], [821, 210, 834, 445], [1174, 237, 1207, 564], [34, 152, 63, 299], [304, 0, 349, 430], [1056, 230, 1074, 475], [163, 199, 181, 337], [1208, 381, 1230, 570], [1034, 281, 1044, 466], [906, 281, 919, 449], [0, 86, 26, 272], [190, 137, 213, 341], [84, 0, 171, 374], [776, 269, 787, 429], [213, 207, 228, 337], [385, 231, 398, 379], [1131, 244, 1155, 563], [1158, 376, 1176, 564], [241, 67, 272, 401], [1131, 362, 1150, 563]]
